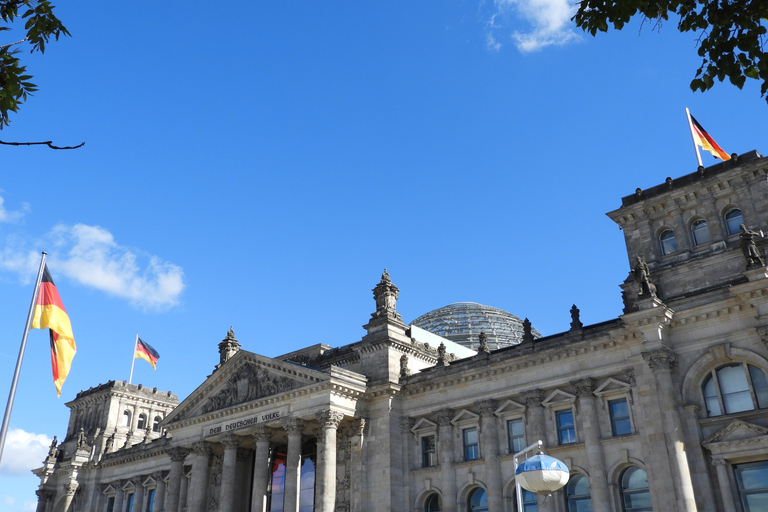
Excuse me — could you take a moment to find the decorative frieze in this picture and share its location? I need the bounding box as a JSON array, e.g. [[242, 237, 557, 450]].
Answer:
[[200, 363, 297, 415], [642, 348, 677, 371]]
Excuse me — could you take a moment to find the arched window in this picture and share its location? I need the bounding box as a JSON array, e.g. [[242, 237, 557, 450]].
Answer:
[[691, 220, 710, 246], [620, 467, 652, 512], [468, 488, 488, 512], [659, 230, 677, 255], [122, 410, 131, 427], [137, 413, 147, 430], [152, 416, 162, 432], [702, 364, 768, 416], [425, 493, 441, 512], [725, 208, 743, 236], [566, 475, 593, 512]]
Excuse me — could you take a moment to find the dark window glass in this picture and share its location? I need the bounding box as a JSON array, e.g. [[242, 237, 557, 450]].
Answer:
[[507, 419, 525, 454], [463, 428, 479, 460], [557, 410, 576, 444], [422, 435, 437, 467], [725, 208, 743, 236], [735, 461, 768, 512], [125, 493, 134, 512], [468, 488, 488, 512], [691, 220, 710, 246], [659, 230, 677, 255], [147, 489, 156, 512], [621, 467, 652, 512], [152, 416, 162, 432], [425, 493, 441, 512], [566, 475, 593, 512], [609, 399, 632, 436], [137, 414, 147, 430], [107, 497, 115, 512]]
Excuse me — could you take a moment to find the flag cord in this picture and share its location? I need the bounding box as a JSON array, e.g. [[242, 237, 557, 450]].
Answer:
[[129, 334, 138, 385], [0, 252, 47, 464]]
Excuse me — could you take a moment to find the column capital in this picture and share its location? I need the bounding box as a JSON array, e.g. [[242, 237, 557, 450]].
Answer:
[[475, 399, 498, 416], [642, 348, 677, 372], [521, 389, 544, 406], [433, 408, 454, 426], [282, 417, 305, 436], [167, 446, 190, 463], [571, 378, 595, 397], [400, 416, 414, 433], [712, 458, 729, 466], [253, 425, 272, 443], [65, 483, 78, 496], [220, 433, 240, 450], [192, 441, 213, 456], [316, 410, 344, 429], [624, 368, 637, 385], [153, 470, 166, 481]]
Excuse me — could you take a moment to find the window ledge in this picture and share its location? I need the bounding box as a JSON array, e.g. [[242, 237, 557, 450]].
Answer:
[[452, 458, 485, 468], [411, 465, 441, 473]]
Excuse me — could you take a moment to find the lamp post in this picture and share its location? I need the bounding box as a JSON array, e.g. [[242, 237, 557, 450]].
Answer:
[[513, 440, 569, 512]]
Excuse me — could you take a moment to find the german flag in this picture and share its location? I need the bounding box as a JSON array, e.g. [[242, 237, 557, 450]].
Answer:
[[135, 338, 159, 369], [30, 266, 76, 397], [690, 114, 730, 160]]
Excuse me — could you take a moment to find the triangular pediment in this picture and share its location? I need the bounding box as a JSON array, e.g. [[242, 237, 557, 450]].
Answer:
[[594, 378, 631, 397], [703, 420, 768, 447], [495, 399, 526, 417], [451, 409, 480, 425], [542, 389, 576, 408], [164, 350, 330, 425], [411, 418, 438, 433]]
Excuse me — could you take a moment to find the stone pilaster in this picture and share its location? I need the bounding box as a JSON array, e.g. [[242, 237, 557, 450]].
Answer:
[[113, 481, 125, 512], [153, 471, 166, 512], [283, 418, 304, 512], [521, 390, 554, 512], [683, 404, 716, 512], [435, 408, 456, 512], [61, 483, 78, 512], [571, 379, 610, 512], [399, 416, 414, 512], [218, 434, 240, 512], [164, 447, 189, 512], [35, 490, 52, 512], [712, 458, 738, 512], [251, 426, 272, 512], [642, 348, 697, 512], [349, 418, 366, 512], [477, 400, 503, 512], [315, 411, 343, 512]]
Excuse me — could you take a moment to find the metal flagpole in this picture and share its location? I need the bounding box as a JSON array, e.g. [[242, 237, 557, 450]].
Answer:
[[128, 334, 138, 384], [685, 108, 704, 168], [0, 252, 47, 464]]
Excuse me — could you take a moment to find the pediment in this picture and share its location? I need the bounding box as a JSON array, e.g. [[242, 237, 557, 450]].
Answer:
[[703, 420, 768, 447], [542, 389, 576, 407], [411, 418, 438, 433], [164, 350, 329, 424], [594, 378, 631, 397], [494, 399, 526, 417], [451, 409, 480, 425], [103, 484, 116, 495]]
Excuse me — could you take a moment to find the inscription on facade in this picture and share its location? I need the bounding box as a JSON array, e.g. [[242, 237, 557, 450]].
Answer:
[[204, 409, 286, 437]]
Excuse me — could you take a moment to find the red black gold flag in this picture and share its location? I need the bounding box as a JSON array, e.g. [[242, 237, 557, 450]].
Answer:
[[30, 266, 76, 396], [689, 114, 730, 160], [135, 338, 160, 369]]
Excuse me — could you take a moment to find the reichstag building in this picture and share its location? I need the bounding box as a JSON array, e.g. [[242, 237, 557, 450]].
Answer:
[[35, 151, 768, 512]]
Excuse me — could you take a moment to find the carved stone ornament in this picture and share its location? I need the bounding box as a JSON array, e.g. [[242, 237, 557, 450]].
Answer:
[[218, 327, 242, 368], [200, 363, 297, 415], [433, 409, 455, 427], [624, 368, 637, 385], [521, 389, 544, 407], [253, 426, 271, 443], [571, 378, 595, 397], [642, 348, 677, 372], [317, 410, 344, 429], [167, 447, 190, 463], [400, 416, 415, 433], [220, 433, 240, 450], [522, 319, 534, 343], [436, 343, 449, 367], [399, 354, 410, 378], [371, 269, 402, 321], [570, 305, 583, 330], [65, 482, 78, 496], [711, 458, 729, 466], [475, 399, 497, 416], [282, 417, 304, 436], [477, 331, 491, 354], [757, 326, 768, 347]]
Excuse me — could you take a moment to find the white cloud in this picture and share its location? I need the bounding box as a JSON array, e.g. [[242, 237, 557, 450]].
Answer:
[[0, 429, 50, 476], [0, 197, 30, 223], [487, 0, 579, 52], [49, 223, 185, 311]]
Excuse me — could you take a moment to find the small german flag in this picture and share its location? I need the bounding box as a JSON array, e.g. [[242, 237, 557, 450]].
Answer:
[[689, 114, 730, 160], [30, 266, 76, 397], [135, 338, 160, 369]]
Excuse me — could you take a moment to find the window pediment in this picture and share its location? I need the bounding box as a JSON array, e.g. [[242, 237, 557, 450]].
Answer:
[[542, 389, 576, 408], [594, 378, 631, 397], [411, 418, 438, 434], [703, 419, 768, 448], [494, 399, 526, 417], [451, 409, 480, 426]]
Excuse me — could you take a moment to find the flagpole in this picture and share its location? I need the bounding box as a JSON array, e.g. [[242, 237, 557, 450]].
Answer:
[[0, 252, 47, 464], [685, 108, 704, 168], [128, 334, 138, 384]]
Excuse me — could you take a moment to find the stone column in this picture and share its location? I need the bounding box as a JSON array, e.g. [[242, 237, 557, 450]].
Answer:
[[219, 434, 241, 512], [164, 448, 189, 512], [712, 458, 738, 512], [283, 418, 304, 512], [571, 379, 611, 512], [315, 410, 344, 512], [189, 442, 213, 512], [134, 478, 145, 512], [153, 471, 166, 512], [521, 390, 554, 512], [400, 417, 414, 512], [349, 419, 366, 512], [477, 400, 503, 512], [113, 482, 125, 512], [60, 483, 78, 512], [683, 404, 716, 512], [435, 409, 457, 512], [251, 426, 272, 512], [642, 349, 697, 512], [35, 490, 51, 512]]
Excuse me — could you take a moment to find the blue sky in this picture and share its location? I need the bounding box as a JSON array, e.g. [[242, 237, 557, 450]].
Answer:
[[1, 1, 766, 510]]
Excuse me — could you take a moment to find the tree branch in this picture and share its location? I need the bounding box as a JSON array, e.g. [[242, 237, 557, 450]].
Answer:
[[0, 139, 84, 149]]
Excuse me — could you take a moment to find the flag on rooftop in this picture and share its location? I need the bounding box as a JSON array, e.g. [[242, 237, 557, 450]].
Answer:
[[688, 112, 730, 161], [30, 265, 76, 397], [135, 338, 160, 369]]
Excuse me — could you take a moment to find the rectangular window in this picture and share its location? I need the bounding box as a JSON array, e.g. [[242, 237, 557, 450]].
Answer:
[[556, 410, 576, 444], [147, 489, 156, 512], [609, 398, 632, 436], [106, 497, 115, 512], [463, 427, 479, 460], [735, 461, 768, 512], [125, 493, 134, 512], [421, 435, 436, 467], [507, 418, 525, 454]]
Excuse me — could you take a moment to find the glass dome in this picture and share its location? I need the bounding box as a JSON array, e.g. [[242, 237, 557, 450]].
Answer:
[[411, 302, 541, 351]]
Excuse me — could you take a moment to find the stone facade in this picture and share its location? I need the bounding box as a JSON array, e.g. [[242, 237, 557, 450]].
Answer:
[[35, 152, 768, 512]]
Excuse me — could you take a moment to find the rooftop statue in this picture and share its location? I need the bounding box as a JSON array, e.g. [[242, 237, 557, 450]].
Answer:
[[740, 224, 766, 269]]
